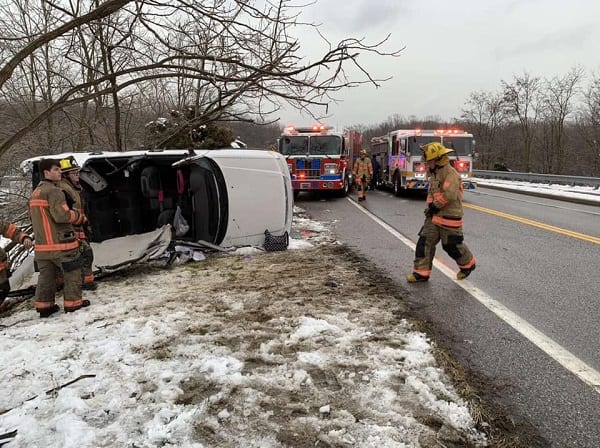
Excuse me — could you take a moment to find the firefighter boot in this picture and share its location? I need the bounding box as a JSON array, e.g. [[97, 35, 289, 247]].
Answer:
[[64, 299, 91, 313], [82, 281, 98, 291], [457, 264, 476, 280], [406, 272, 429, 283], [39, 304, 60, 318]]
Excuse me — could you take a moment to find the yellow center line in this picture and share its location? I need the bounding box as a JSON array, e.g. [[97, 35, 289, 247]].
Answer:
[[464, 203, 600, 245]]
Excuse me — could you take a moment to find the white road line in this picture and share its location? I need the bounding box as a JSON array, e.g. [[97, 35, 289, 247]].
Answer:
[[348, 197, 600, 394]]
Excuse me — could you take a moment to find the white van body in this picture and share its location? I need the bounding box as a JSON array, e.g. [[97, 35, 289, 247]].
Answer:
[[11, 149, 292, 290]]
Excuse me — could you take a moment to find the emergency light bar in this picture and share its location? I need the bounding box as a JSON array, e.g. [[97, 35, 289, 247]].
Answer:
[[433, 129, 467, 135], [283, 124, 331, 135]]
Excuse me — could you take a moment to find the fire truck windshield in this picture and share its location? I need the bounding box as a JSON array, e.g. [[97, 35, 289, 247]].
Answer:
[[279, 135, 342, 156], [279, 136, 308, 155], [407, 136, 441, 155], [405, 136, 474, 156], [442, 136, 474, 156], [309, 135, 342, 156]]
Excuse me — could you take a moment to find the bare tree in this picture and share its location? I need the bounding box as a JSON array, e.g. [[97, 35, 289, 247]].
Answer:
[[0, 0, 133, 89], [538, 67, 583, 173], [577, 73, 600, 176], [0, 0, 74, 151], [461, 90, 507, 169], [0, 0, 401, 157], [502, 72, 541, 172]]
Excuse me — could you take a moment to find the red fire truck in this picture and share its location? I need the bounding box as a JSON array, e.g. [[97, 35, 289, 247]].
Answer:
[[371, 128, 477, 196], [278, 124, 362, 198]]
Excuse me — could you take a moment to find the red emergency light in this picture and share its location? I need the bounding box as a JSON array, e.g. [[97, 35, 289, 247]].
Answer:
[[455, 161, 469, 171]]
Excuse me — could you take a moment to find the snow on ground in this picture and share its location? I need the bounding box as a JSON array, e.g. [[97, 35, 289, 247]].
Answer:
[[0, 208, 488, 448], [472, 178, 600, 204]]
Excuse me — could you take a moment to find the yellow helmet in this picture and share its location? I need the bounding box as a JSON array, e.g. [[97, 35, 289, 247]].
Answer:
[[420, 142, 454, 161], [59, 156, 80, 173], [360, 149, 368, 156]]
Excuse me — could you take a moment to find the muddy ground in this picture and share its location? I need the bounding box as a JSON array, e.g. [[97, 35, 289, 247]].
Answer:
[[1, 228, 544, 447]]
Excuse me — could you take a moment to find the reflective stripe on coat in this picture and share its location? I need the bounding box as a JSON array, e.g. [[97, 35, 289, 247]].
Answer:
[[29, 180, 81, 259], [426, 163, 464, 224]]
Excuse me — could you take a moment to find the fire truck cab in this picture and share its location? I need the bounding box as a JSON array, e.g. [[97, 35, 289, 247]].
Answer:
[[278, 124, 362, 198], [372, 129, 476, 195]]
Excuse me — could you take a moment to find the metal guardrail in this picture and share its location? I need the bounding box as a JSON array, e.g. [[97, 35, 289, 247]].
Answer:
[[472, 170, 600, 189]]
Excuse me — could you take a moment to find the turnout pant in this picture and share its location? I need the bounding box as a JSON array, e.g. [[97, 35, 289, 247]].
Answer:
[[0, 250, 10, 302], [56, 241, 94, 287], [35, 248, 83, 312], [357, 177, 370, 199], [80, 240, 95, 285], [413, 218, 475, 278]]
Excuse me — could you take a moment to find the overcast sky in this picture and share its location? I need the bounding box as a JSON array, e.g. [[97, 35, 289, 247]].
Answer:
[[278, 0, 600, 129]]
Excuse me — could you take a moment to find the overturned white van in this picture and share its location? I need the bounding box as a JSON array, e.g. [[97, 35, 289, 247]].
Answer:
[[11, 149, 292, 289]]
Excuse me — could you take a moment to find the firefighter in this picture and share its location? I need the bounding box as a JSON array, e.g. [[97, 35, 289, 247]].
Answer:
[[29, 158, 90, 317], [406, 142, 476, 282], [0, 220, 33, 307], [353, 149, 373, 201], [59, 157, 97, 291]]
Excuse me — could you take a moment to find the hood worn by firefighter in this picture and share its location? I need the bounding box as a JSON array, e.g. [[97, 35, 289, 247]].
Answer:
[[0, 220, 33, 309], [59, 157, 97, 291], [29, 158, 90, 317], [406, 142, 476, 283], [354, 149, 373, 202]]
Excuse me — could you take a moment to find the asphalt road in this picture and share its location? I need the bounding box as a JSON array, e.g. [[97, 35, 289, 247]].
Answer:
[[296, 186, 600, 448]]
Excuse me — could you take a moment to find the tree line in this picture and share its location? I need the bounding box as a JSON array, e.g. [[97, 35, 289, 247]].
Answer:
[[355, 68, 600, 177], [1, 1, 598, 178], [0, 0, 399, 174]]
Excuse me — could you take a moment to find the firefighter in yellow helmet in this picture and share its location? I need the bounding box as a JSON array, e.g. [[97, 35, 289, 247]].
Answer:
[[406, 142, 476, 282], [353, 149, 373, 202], [59, 157, 97, 291]]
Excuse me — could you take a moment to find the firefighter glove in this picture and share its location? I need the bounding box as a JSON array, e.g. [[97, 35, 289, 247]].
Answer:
[[425, 203, 440, 217], [63, 190, 75, 209], [428, 203, 441, 214], [83, 222, 93, 240]]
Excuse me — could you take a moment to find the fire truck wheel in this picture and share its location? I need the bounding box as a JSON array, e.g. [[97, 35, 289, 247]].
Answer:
[[293, 190, 300, 201], [340, 176, 350, 197]]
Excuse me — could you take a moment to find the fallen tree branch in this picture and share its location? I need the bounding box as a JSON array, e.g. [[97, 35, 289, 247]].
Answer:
[[0, 429, 17, 447], [0, 374, 96, 415], [45, 374, 97, 395], [0, 429, 17, 440]]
